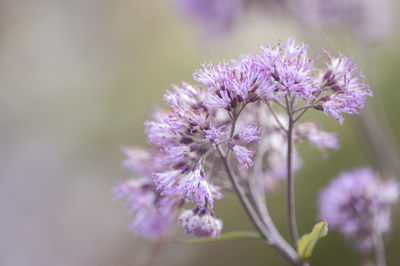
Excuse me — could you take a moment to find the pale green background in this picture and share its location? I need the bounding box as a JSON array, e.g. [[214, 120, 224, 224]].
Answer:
[[1, 0, 400, 265]]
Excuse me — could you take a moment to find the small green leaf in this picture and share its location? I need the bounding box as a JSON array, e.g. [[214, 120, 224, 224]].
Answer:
[[297, 220, 328, 261], [175, 231, 263, 244]]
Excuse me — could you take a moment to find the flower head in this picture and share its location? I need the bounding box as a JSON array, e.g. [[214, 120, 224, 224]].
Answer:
[[228, 142, 255, 168], [146, 83, 225, 208], [113, 147, 180, 239], [193, 60, 262, 114], [178, 207, 223, 238], [113, 180, 178, 239], [154, 164, 214, 208], [318, 167, 398, 251], [236, 122, 261, 143], [255, 37, 319, 102], [204, 122, 228, 148], [319, 52, 372, 124]]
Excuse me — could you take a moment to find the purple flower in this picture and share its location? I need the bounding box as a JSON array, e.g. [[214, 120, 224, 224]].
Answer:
[[193, 60, 261, 113], [164, 83, 210, 130], [318, 167, 399, 251], [145, 117, 176, 148], [237, 122, 261, 143], [192, 38, 371, 126], [206, 87, 232, 109], [319, 53, 372, 124], [255, 37, 319, 102], [178, 164, 214, 207], [155, 164, 214, 208], [204, 122, 227, 148], [113, 179, 178, 239], [178, 207, 223, 238], [153, 169, 181, 192], [163, 145, 193, 166], [228, 142, 255, 168], [114, 148, 180, 239], [145, 83, 224, 208]]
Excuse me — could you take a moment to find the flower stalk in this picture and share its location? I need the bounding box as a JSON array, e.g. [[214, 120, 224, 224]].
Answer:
[[286, 105, 299, 247]]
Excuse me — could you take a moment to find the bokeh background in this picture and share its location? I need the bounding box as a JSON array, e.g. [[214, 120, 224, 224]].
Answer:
[[1, 0, 400, 265]]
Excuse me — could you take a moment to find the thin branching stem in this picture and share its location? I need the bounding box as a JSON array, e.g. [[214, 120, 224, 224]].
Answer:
[[267, 101, 288, 133], [216, 146, 299, 265], [248, 174, 299, 265], [275, 100, 288, 110], [293, 107, 310, 124], [293, 105, 314, 114], [285, 95, 299, 248]]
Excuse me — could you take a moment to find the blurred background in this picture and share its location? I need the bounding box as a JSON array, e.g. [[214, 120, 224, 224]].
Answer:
[[1, 0, 400, 265]]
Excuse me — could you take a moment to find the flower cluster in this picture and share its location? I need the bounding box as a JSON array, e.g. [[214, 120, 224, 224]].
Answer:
[[147, 84, 225, 209], [318, 168, 399, 251], [317, 52, 372, 124], [255, 40, 371, 124], [114, 37, 370, 240]]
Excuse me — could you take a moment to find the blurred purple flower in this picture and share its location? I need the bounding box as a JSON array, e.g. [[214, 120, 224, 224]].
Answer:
[[296, 121, 338, 157], [291, 0, 392, 43], [318, 167, 398, 251], [176, 0, 243, 35], [114, 148, 179, 239], [113, 180, 178, 239]]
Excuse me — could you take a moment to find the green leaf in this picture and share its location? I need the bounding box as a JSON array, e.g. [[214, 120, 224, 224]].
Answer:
[[175, 231, 263, 244], [297, 220, 328, 261]]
